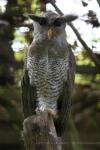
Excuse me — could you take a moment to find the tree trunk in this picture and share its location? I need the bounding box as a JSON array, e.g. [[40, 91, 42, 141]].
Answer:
[[22, 112, 61, 150]]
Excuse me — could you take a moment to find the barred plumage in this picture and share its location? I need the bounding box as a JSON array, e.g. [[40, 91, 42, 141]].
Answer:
[[27, 52, 69, 111], [25, 11, 76, 136]]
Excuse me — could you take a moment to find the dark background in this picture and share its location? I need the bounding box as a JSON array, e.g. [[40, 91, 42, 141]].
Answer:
[[0, 0, 100, 150]]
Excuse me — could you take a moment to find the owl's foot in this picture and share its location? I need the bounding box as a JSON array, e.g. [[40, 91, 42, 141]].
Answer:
[[47, 108, 58, 119], [35, 107, 58, 118], [35, 106, 46, 115]]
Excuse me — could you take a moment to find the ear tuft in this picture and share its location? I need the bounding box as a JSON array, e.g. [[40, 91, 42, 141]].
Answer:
[[54, 14, 78, 26], [63, 14, 78, 22], [27, 14, 47, 25]]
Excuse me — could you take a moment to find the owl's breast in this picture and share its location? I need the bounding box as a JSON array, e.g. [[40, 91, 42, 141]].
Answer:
[[27, 51, 69, 103]]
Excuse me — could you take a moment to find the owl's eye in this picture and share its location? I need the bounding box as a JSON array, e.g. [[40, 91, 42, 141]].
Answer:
[[53, 19, 62, 26], [39, 18, 47, 26]]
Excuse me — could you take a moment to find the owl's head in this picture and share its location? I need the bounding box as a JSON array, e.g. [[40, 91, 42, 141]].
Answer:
[[29, 11, 77, 40]]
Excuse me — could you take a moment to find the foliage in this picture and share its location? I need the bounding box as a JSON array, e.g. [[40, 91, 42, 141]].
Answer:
[[0, 0, 100, 150]]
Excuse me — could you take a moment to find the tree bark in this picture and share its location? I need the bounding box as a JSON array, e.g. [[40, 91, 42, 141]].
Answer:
[[22, 112, 61, 150]]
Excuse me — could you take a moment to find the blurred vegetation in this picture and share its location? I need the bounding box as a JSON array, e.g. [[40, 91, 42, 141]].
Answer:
[[0, 0, 100, 150]]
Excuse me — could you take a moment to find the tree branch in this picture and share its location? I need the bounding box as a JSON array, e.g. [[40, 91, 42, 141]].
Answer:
[[6, 61, 100, 74], [97, 0, 100, 7], [76, 65, 100, 74], [48, 0, 100, 68], [68, 23, 100, 68]]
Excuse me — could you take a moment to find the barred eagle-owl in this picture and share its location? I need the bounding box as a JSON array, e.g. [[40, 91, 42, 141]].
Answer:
[[23, 11, 77, 136]]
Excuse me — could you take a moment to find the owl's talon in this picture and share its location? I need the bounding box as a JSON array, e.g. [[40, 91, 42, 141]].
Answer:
[[35, 107, 58, 118], [47, 108, 58, 118], [35, 105, 46, 114], [35, 107, 41, 114]]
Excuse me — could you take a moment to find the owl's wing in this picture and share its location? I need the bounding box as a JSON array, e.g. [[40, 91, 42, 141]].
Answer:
[[54, 48, 75, 136], [21, 69, 37, 118], [21, 45, 37, 118]]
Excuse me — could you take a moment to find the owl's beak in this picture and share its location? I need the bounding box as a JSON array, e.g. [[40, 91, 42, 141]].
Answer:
[[47, 28, 54, 40]]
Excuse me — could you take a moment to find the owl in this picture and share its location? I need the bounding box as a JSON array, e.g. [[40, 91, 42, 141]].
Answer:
[[22, 11, 77, 136]]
